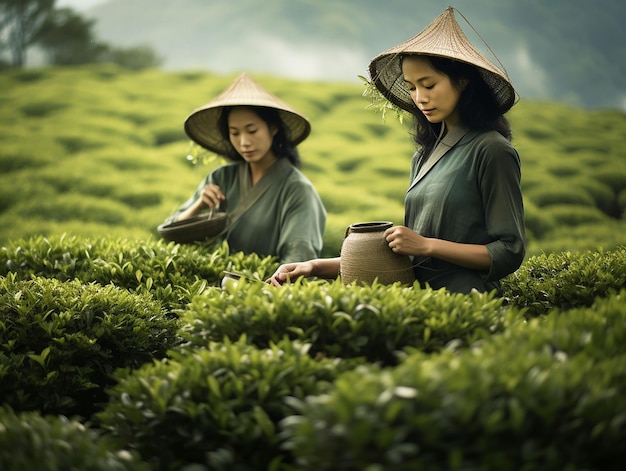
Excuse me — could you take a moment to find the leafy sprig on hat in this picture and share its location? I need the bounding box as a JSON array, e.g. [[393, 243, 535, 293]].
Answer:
[[359, 75, 409, 124], [186, 142, 225, 167]]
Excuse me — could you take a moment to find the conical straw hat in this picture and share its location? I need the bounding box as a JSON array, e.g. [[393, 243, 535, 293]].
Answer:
[[184, 73, 311, 156], [368, 7, 517, 114]]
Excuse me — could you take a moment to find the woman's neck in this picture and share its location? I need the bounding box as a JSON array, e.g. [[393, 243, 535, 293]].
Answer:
[[249, 155, 278, 186]]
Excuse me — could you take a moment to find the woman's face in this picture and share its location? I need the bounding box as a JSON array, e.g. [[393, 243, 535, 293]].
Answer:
[[227, 107, 278, 164], [401, 55, 465, 128]]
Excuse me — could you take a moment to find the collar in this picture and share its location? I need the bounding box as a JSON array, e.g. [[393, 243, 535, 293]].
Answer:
[[409, 123, 470, 190]]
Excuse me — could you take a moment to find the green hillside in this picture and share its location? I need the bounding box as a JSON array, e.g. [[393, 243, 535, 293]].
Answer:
[[1, 65, 625, 257]]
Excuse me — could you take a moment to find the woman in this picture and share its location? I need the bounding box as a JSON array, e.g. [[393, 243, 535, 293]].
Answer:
[[162, 73, 326, 263], [269, 7, 525, 294]]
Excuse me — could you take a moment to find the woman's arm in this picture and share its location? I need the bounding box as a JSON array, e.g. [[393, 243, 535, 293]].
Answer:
[[164, 171, 225, 224], [385, 226, 492, 270], [276, 176, 327, 262], [267, 257, 340, 286]]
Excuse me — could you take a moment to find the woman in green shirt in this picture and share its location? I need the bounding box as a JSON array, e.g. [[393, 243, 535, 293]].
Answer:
[[163, 73, 326, 263], [268, 7, 525, 294]]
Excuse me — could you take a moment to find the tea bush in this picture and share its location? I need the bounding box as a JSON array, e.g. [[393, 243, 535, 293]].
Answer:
[[0, 234, 277, 312], [20, 194, 130, 225], [526, 221, 626, 257], [0, 234, 624, 469], [570, 176, 621, 217], [590, 167, 626, 195], [502, 246, 626, 316], [619, 187, 626, 215], [0, 406, 148, 471], [525, 185, 595, 208], [0, 132, 63, 171], [541, 204, 612, 226], [181, 280, 510, 365], [0, 274, 179, 418], [522, 200, 557, 240], [281, 291, 626, 471], [98, 337, 353, 471]]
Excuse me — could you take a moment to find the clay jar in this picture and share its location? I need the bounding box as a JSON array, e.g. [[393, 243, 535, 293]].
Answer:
[[340, 221, 416, 286]]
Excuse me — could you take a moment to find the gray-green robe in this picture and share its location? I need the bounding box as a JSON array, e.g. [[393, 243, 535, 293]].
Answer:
[[405, 127, 526, 294], [167, 158, 326, 263]]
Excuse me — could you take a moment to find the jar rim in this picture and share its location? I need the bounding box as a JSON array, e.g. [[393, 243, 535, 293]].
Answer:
[[348, 221, 393, 233]]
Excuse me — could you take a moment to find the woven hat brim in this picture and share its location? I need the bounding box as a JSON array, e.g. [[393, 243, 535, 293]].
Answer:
[[184, 73, 311, 156], [368, 7, 517, 114]]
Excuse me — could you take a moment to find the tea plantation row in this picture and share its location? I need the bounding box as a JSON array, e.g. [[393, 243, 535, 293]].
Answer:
[[1, 235, 625, 470]]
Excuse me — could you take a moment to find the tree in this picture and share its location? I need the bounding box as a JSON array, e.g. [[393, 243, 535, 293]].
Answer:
[[34, 7, 107, 65], [0, 1, 161, 70], [33, 6, 162, 69], [0, 0, 54, 66], [103, 44, 163, 70]]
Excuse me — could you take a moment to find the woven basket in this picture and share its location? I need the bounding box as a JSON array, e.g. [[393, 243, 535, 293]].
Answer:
[[339, 221, 416, 286], [157, 212, 227, 244]]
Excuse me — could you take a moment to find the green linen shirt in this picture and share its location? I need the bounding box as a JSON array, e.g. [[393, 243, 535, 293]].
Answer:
[[167, 158, 326, 263], [405, 128, 526, 294]]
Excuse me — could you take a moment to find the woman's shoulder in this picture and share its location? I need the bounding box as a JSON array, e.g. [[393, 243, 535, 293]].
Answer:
[[210, 161, 243, 176], [283, 164, 313, 183], [277, 165, 323, 199], [468, 129, 512, 146], [464, 130, 521, 174], [465, 130, 518, 156]]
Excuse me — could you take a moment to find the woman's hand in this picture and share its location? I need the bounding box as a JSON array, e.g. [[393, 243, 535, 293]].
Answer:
[[200, 184, 225, 209], [384, 225, 429, 257], [173, 184, 225, 222], [267, 258, 341, 286], [267, 262, 315, 286]]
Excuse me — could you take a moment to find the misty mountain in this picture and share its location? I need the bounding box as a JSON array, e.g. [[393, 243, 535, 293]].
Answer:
[[84, 0, 626, 110]]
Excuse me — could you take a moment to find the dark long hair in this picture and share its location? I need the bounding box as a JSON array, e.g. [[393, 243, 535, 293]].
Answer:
[[217, 105, 302, 167], [403, 55, 512, 156]]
